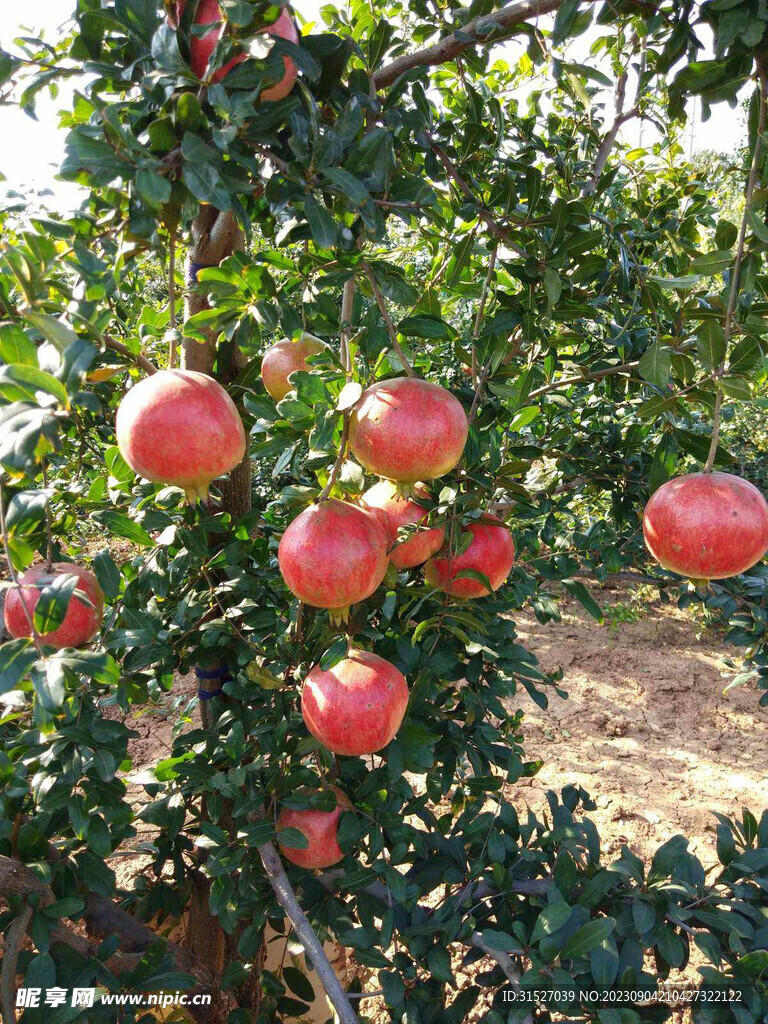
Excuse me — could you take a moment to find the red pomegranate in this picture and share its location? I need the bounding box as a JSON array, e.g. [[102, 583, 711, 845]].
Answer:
[[361, 480, 444, 569], [116, 369, 246, 504], [261, 333, 325, 401], [277, 499, 389, 624], [643, 471, 768, 580], [277, 786, 352, 869], [4, 563, 104, 650], [301, 649, 409, 756], [174, 0, 299, 95], [349, 377, 469, 487], [424, 515, 515, 599]]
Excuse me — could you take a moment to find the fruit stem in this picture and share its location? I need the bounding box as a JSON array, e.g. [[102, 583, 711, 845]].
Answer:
[[704, 56, 766, 472], [41, 459, 54, 572], [361, 260, 416, 378]]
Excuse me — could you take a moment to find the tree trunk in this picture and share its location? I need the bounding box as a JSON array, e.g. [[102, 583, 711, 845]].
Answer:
[[181, 207, 254, 978]]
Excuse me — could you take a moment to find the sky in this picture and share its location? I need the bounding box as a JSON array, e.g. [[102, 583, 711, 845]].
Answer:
[[0, 0, 748, 214]]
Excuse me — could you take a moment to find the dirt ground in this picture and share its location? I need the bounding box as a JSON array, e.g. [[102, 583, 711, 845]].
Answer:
[[506, 586, 766, 867], [112, 583, 766, 1021]]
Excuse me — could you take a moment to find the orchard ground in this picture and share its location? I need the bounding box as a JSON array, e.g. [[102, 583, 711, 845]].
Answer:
[[103, 581, 763, 1022]]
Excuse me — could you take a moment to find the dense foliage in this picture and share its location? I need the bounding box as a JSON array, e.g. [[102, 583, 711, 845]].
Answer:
[[1, 1, 768, 1022]]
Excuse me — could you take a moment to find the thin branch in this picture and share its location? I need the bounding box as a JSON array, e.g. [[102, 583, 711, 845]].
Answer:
[[318, 274, 357, 501], [470, 930, 531, 1023], [317, 417, 350, 501], [373, 0, 568, 90], [528, 361, 639, 401], [361, 261, 416, 377], [1, 904, 33, 1024], [430, 144, 529, 258], [705, 59, 767, 471], [103, 336, 158, 376], [258, 842, 358, 1024], [471, 248, 498, 386]]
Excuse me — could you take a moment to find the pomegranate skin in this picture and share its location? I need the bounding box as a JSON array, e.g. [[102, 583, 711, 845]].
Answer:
[[361, 480, 444, 569], [116, 369, 246, 504], [424, 516, 515, 599], [349, 378, 469, 484], [643, 471, 768, 580], [261, 333, 325, 401], [277, 500, 389, 622], [175, 0, 299, 94], [302, 649, 409, 756], [277, 786, 352, 869], [4, 563, 104, 650]]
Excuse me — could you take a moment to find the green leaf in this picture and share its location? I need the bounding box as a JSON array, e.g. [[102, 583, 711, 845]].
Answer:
[[276, 826, 309, 849], [0, 323, 36, 365], [304, 194, 338, 249], [0, 363, 69, 407], [320, 637, 349, 671], [638, 342, 672, 387], [696, 321, 726, 370], [689, 250, 733, 276], [283, 966, 315, 1003], [561, 580, 603, 622], [0, 638, 36, 694], [33, 572, 80, 635], [560, 917, 616, 959], [530, 902, 573, 944], [480, 929, 521, 951], [136, 169, 172, 210], [647, 274, 700, 290], [397, 316, 452, 339], [92, 511, 154, 546]]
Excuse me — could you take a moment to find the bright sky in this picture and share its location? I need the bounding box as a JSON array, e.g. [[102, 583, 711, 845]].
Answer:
[[0, 0, 746, 213]]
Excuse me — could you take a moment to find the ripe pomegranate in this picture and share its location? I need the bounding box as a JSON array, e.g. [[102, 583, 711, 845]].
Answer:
[[116, 369, 246, 504], [4, 563, 104, 650], [277, 499, 389, 624], [424, 515, 515, 599], [643, 471, 768, 580], [174, 0, 299, 95], [277, 786, 352, 869], [361, 480, 444, 569], [301, 649, 409, 756], [261, 333, 325, 401], [349, 377, 469, 487]]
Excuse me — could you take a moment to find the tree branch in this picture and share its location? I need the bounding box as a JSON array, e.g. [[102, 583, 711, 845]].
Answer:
[[430, 144, 529, 258], [0, 855, 234, 1022], [373, 0, 567, 90], [258, 842, 358, 1024], [361, 261, 416, 377], [103, 336, 158, 376], [1, 904, 32, 1024], [528, 360, 639, 400]]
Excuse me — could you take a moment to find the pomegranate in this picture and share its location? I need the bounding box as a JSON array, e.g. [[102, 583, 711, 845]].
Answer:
[[4, 563, 104, 650], [116, 369, 246, 504], [261, 333, 325, 401], [424, 515, 515, 599], [174, 0, 299, 95], [643, 471, 768, 580], [277, 786, 352, 869], [361, 480, 444, 569], [277, 499, 389, 624], [349, 377, 469, 487], [301, 649, 409, 756]]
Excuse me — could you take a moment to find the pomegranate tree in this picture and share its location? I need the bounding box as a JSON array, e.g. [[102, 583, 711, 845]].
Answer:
[[4, 563, 104, 650], [116, 369, 246, 504], [425, 515, 515, 599], [277, 786, 352, 869], [643, 471, 768, 580], [301, 649, 409, 756], [174, 0, 299, 96], [261, 333, 325, 401], [349, 377, 469, 487], [361, 480, 444, 569], [277, 499, 389, 624]]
